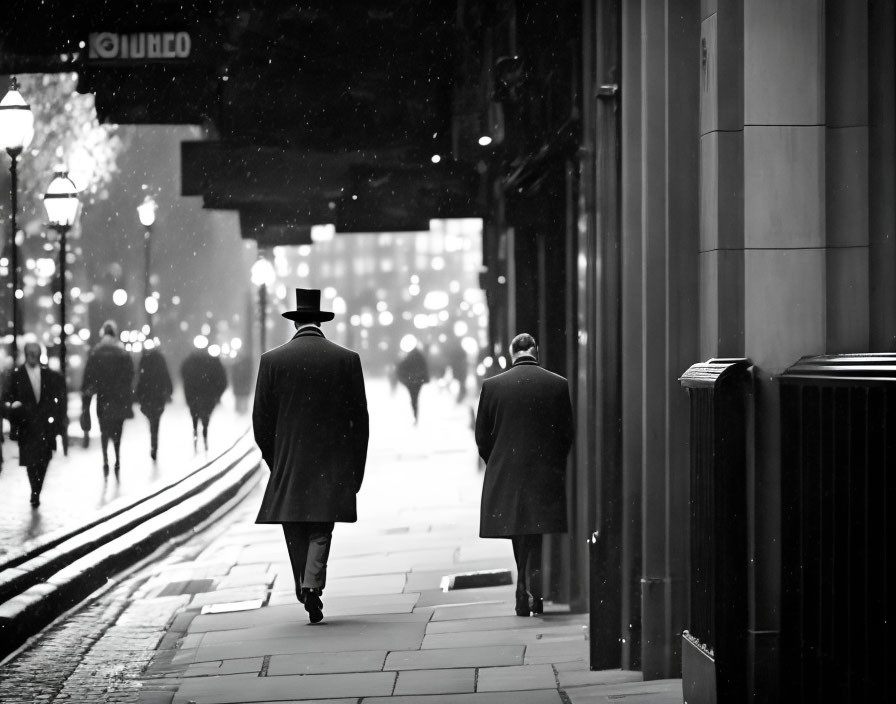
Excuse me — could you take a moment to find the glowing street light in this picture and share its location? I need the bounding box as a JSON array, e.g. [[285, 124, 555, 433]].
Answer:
[[43, 169, 80, 382], [0, 77, 35, 360], [137, 194, 157, 332]]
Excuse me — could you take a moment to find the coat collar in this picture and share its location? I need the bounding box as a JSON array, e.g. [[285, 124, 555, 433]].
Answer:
[[291, 325, 325, 341], [511, 355, 538, 368]]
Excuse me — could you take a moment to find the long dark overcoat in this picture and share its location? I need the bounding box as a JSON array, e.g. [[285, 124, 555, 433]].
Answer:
[[1, 364, 66, 466], [253, 327, 369, 523], [181, 350, 228, 418], [136, 348, 173, 418], [82, 337, 134, 422], [475, 357, 574, 537]]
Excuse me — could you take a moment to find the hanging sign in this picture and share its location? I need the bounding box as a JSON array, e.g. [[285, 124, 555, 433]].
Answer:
[[87, 31, 192, 63]]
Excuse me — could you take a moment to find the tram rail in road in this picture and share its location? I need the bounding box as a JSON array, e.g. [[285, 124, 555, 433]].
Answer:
[[0, 431, 262, 661]]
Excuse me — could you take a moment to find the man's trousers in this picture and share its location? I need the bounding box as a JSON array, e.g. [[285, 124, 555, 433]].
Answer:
[[282, 522, 334, 594], [511, 534, 543, 598]]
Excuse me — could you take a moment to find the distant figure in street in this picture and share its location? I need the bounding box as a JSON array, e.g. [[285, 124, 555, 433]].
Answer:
[[396, 345, 429, 424], [0, 346, 15, 473], [135, 346, 173, 460], [82, 321, 135, 479], [181, 347, 228, 452], [1, 341, 66, 507], [446, 338, 470, 403], [230, 353, 254, 414], [253, 289, 369, 624], [475, 333, 574, 617]]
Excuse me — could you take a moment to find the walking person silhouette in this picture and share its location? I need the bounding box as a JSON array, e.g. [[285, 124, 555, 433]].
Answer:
[[475, 333, 574, 616], [181, 347, 228, 452], [82, 321, 135, 479], [253, 288, 369, 624]]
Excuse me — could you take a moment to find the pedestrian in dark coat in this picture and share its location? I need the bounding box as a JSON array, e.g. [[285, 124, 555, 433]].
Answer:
[[135, 346, 173, 460], [181, 347, 228, 452], [396, 345, 429, 424], [82, 321, 134, 479], [475, 332, 574, 617], [253, 288, 369, 624], [1, 341, 66, 507]]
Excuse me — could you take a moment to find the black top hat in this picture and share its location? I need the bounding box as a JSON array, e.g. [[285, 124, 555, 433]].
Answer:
[[282, 288, 335, 322]]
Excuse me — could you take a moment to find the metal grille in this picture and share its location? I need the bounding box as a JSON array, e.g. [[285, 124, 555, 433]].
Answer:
[[680, 358, 750, 704], [779, 354, 894, 702]]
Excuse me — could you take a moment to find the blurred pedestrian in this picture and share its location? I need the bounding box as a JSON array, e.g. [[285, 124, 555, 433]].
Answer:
[[1, 341, 66, 507], [82, 321, 135, 479], [135, 345, 173, 460], [253, 288, 368, 624], [475, 333, 574, 617], [446, 338, 469, 403], [396, 345, 429, 424], [0, 345, 14, 473], [181, 347, 228, 452], [230, 353, 254, 414]]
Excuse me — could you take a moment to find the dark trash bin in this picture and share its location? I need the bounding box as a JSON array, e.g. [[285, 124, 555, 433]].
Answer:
[[679, 358, 752, 704]]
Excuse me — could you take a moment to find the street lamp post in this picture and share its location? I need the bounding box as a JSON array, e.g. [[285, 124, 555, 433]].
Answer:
[[0, 77, 35, 362], [250, 257, 275, 353], [43, 170, 80, 382], [137, 195, 157, 333]]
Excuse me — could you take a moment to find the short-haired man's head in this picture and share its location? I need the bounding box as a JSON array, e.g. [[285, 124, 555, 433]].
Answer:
[[510, 333, 537, 360], [24, 341, 42, 367], [101, 320, 117, 338]]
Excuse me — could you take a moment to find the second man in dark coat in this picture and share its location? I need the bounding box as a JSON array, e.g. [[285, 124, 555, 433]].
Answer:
[[253, 288, 369, 624], [82, 321, 135, 479], [475, 332, 574, 617], [181, 347, 228, 452], [135, 346, 173, 460]]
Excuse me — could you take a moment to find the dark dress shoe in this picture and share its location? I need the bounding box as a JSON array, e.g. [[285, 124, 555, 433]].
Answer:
[[302, 588, 324, 624], [515, 593, 531, 617], [530, 596, 544, 615]]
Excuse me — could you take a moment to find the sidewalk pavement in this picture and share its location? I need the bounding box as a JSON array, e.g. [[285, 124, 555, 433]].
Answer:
[[125, 381, 683, 703]]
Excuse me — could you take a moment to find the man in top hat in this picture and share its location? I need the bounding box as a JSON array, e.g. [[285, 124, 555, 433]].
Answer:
[[253, 288, 369, 624]]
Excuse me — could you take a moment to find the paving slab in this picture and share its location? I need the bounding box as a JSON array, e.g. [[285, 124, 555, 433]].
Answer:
[[172, 671, 395, 703], [189, 620, 427, 662], [415, 585, 516, 608], [267, 650, 387, 676], [198, 618, 426, 647], [267, 591, 420, 616], [422, 625, 585, 649], [524, 638, 589, 665], [183, 657, 264, 678], [311, 573, 408, 597], [558, 668, 645, 689], [393, 668, 475, 695], [187, 585, 269, 607], [384, 645, 524, 671], [215, 571, 276, 589], [563, 679, 683, 704], [476, 664, 556, 692], [426, 614, 582, 634], [363, 690, 563, 704]]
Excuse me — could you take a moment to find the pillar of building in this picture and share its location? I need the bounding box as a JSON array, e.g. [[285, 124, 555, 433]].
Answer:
[[620, 0, 643, 672], [637, 0, 700, 680]]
